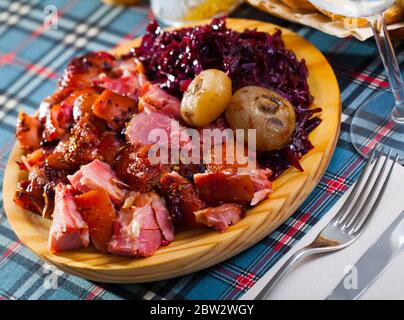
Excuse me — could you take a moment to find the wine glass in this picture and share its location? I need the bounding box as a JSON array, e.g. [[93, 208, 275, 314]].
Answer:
[[309, 0, 404, 163]]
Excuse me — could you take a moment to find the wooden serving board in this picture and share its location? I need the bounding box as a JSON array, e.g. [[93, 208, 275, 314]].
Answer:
[[2, 19, 341, 283]]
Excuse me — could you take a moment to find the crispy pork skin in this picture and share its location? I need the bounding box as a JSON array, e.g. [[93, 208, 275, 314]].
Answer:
[[48, 184, 90, 253], [70, 88, 100, 121], [194, 167, 273, 208], [43, 103, 73, 142], [75, 188, 116, 254], [14, 180, 43, 215]]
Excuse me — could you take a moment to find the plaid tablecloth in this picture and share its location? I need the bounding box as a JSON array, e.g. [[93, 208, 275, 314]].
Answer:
[[0, 0, 402, 300]]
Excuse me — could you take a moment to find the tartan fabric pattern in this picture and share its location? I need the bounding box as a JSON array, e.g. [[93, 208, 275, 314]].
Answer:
[[0, 0, 403, 300]]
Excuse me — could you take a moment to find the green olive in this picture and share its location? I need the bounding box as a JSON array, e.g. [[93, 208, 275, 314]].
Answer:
[[226, 86, 296, 152], [181, 69, 232, 127]]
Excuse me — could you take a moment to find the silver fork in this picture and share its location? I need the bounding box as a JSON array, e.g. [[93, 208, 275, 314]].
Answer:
[[255, 147, 399, 300]]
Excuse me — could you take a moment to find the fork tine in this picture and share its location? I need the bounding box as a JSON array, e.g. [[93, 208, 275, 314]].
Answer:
[[333, 147, 378, 224], [343, 148, 390, 229], [335, 146, 381, 225], [351, 152, 398, 234]]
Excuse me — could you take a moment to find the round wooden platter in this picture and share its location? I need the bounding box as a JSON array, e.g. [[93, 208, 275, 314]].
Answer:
[[3, 19, 341, 283]]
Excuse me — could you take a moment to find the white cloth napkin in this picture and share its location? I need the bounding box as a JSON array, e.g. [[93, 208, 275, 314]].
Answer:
[[242, 160, 404, 300]]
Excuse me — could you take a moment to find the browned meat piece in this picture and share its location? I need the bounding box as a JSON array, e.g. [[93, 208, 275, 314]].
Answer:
[[70, 88, 100, 121], [62, 115, 121, 167], [97, 132, 122, 166], [17, 148, 46, 171], [39, 87, 96, 143], [42, 102, 73, 142], [201, 140, 273, 206], [38, 87, 74, 120], [159, 171, 205, 227], [26, 148, 46, 166], [37, 87, 75, 142], [115, 144, 167, 192], [194, 171, 255, 206], [92, 89, 137, 130], [14, 180, 43, 215], [16, 112, 42, 151], [173, 163, 206, 181], [14, 163, 70, 217], [46, 140, 76, 171], [59, 52, 116, 89], [39, 87, 99, 140], [64, 115, 101, 165], [60, 52, 147, 102]]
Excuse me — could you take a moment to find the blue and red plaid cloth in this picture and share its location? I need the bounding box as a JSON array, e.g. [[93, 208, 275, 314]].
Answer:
[[0, 0, 402, 300]]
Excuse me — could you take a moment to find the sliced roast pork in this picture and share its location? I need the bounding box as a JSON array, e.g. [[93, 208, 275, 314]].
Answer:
[[194, 203, 243, 232], [139, 82, 181, 119], [108, 192, 174, 257], [250, 168, 273, 206], [68, 159, 127, 204], [98, 58, 147, 101], [126, 111, 173, 147], [125, 111, 191, 151], [48, 184, 90, 253]]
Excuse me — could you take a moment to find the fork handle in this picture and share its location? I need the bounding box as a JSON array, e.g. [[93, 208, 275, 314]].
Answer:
[[254, 247, 313, 300]]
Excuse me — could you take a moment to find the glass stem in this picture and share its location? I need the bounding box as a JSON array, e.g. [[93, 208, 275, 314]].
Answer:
[[368, 14, 404, 123]]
